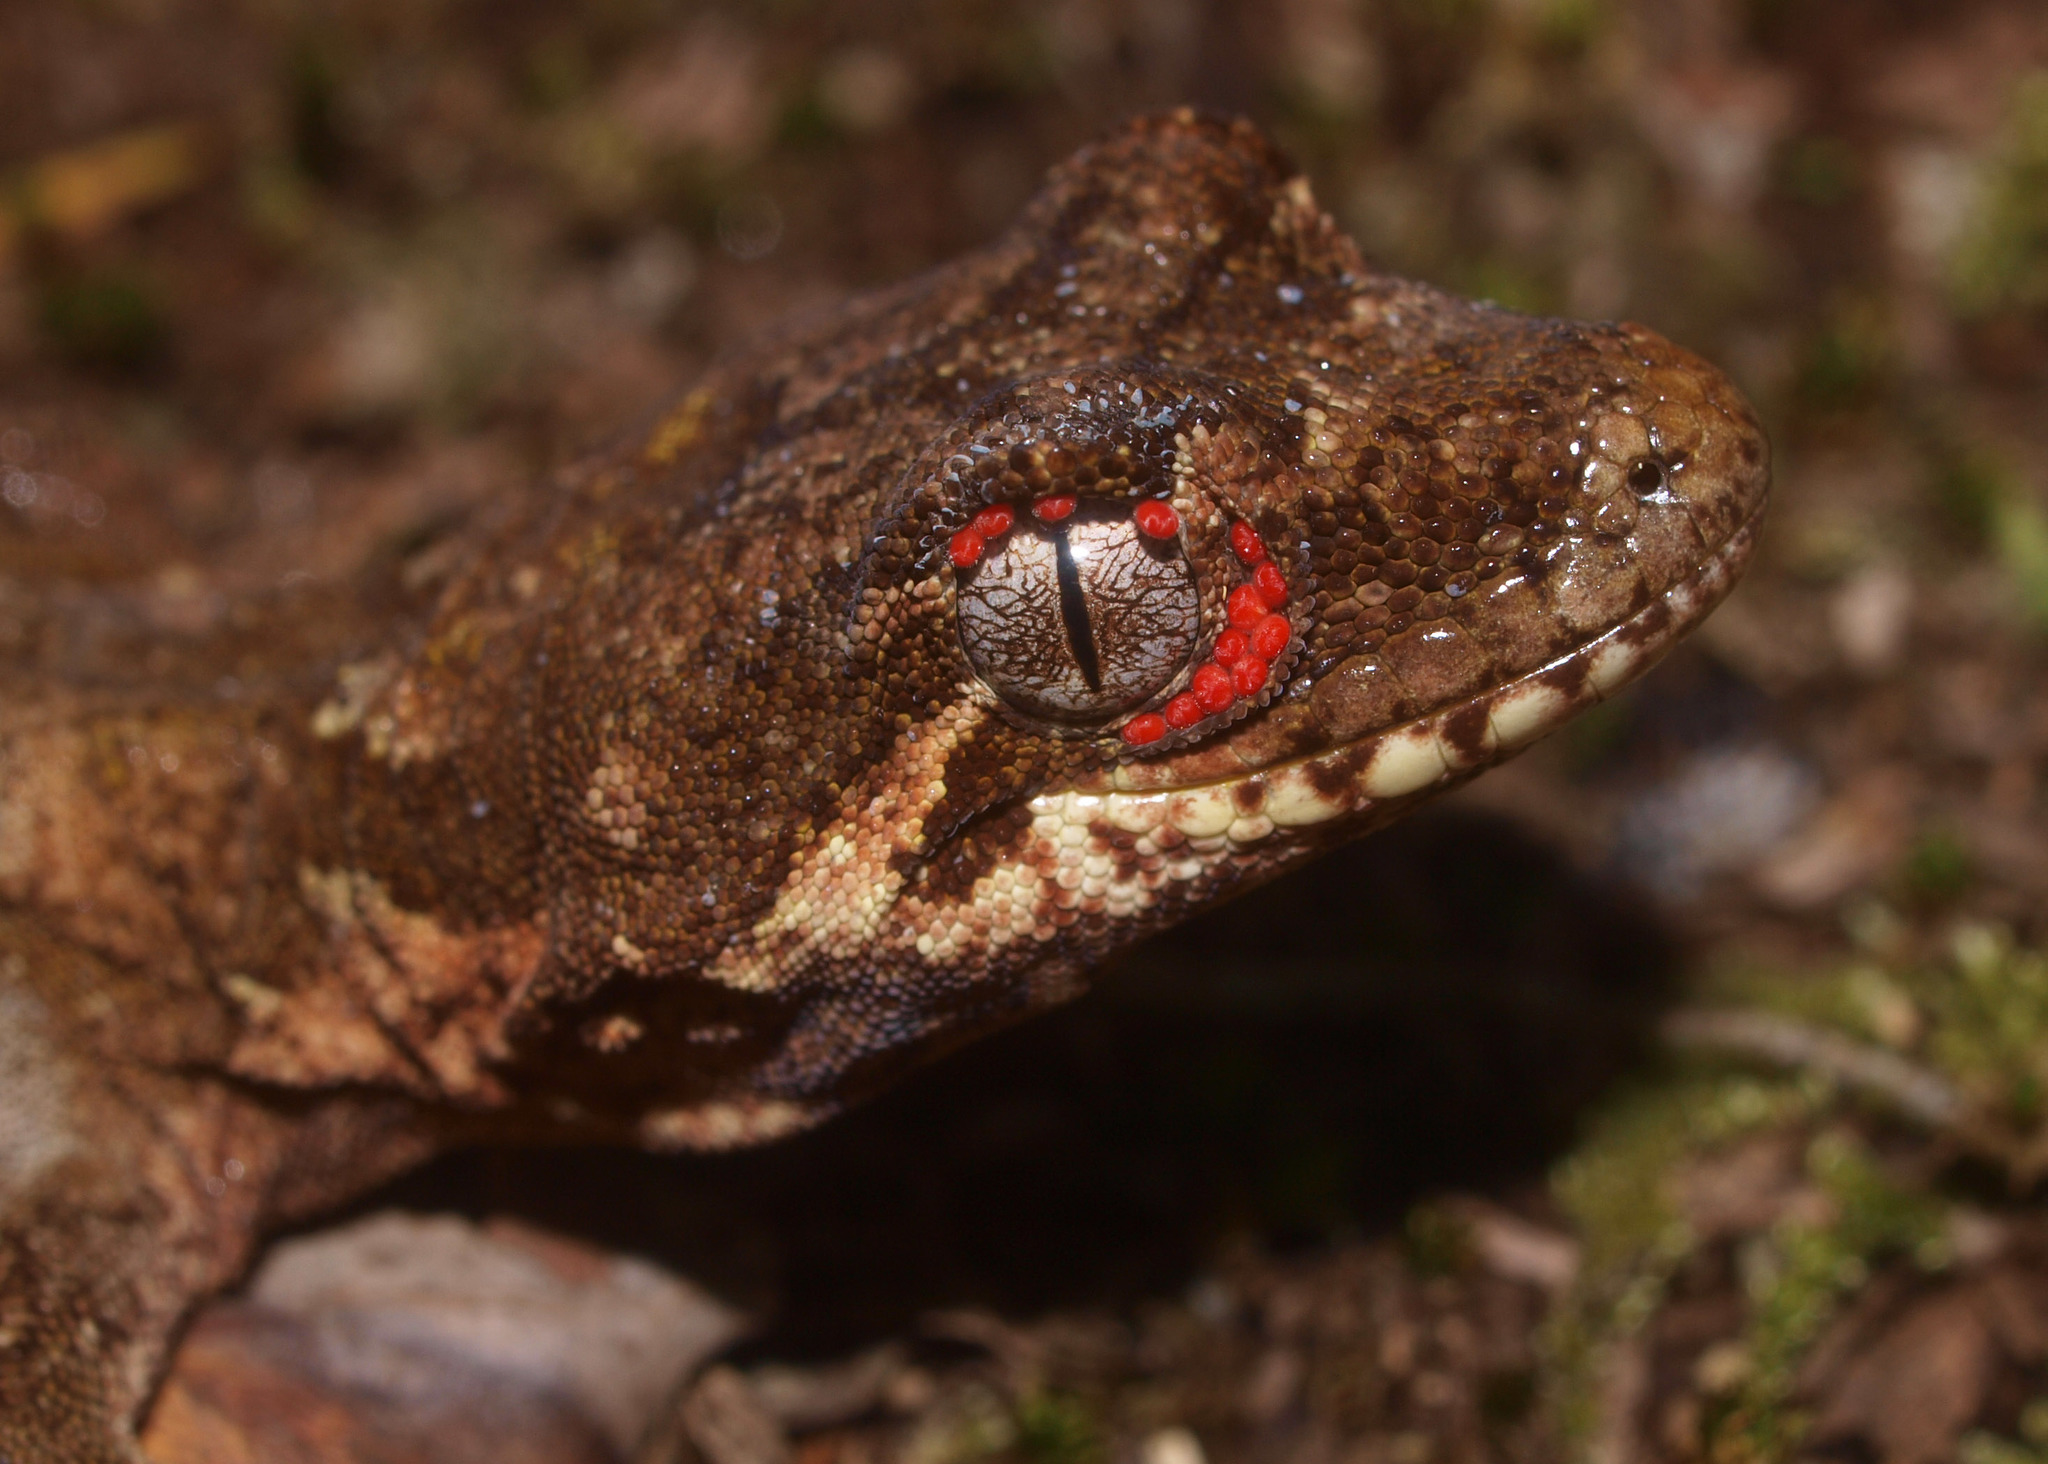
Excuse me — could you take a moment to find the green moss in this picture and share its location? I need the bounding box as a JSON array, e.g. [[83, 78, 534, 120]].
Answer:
[[1795, 297, 1895, 414], [1924, 923, 2048, 1129], [1460, 258, 1559, 316], [1949, 71, 2048, 318], [1540, 1055, 1968, 1458], [1550, 919, 2048, 1453], [901, 1384, 1016, 1464], [1961, 1400, 2048, 1464], [1992, 493, 2048, 633], [1702, 953, 1919, 1052], [1697, 921, 2048, 1151], [1555, 695, 1635, 777], [1402, 1200, 1477, 1279], [1014, 1392, 1104, 1464], [286, 37, 353, 186], [520, 36, 594, 112], [1916, 442, 2048, 634], [1710, 1129, 1946, 1460], [1903, 827, 1977, 907], [1928, 446, 2013, 550], [1546, 1074, 1805, 1448], [1531, 0, 1606, 56], [38, 267, 170, 375], [1780, 135, 1860, 209]]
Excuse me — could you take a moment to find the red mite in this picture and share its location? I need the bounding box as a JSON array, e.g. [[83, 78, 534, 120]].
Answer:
[[950, 503, 1019, 570], [1121, 712, 1167, 747], [1117, 516, 1295, 751], [948, 528, 985, 568], [970, 503, 1016, 538], [1132, 499, 1179, 539], [1162, 692, 1205, 729], [1190, 663, 1234, 713], [1252, 613, 1290, 661], [1227, 584, 1267, 631], [1032, 494, 1077, 523]]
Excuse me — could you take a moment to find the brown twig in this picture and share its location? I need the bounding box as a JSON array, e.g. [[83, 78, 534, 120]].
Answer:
[[1660, 1007, 1966, 1129]]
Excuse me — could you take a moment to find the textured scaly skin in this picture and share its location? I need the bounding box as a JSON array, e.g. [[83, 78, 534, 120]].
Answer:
[[0, 112, 1767, 1460]]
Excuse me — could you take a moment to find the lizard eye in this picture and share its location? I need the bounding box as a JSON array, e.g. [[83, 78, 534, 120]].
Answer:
[[956, 500, 1200, 723]]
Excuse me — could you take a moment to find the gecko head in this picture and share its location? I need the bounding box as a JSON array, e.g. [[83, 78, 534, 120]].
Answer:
[[794, 305, 1767, 1072], [524, 113, 1767, 1144], [874, 310, 1768, 825], [852, 111, 1769, 837]]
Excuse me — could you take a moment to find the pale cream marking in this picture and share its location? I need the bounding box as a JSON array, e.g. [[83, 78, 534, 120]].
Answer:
[[1166, 787, 1235, 838], [585, 742, 664, 854], [639, 1097, 814, 1151], [611, 932, 651, 969], [1107, 760, 1149, 793], [0, 711, 240, 982], [1589, 410, 1651, 465], [1489, 681, 1575, 751], [1664, 524, 1749, 618], [1104, 794, 1170, 834], [229, 868, 542, 1099], [1226, 812, 1275, 845], [702, 697, 986, 991], [1358, 724, 1450, 800], [309, 656, 398, 741], [314, 655, 464, 769], [1584, 636, 1645, 698], [0, 958, 79, 1207], [1440, 705, 1501, 769], [1261, 771, 1357, 829]]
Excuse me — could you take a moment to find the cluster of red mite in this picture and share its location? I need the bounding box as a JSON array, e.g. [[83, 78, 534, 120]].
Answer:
[[949, 497, 1292, 749]]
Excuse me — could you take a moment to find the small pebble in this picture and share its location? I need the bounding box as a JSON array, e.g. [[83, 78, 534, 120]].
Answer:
[[1141, 1426, 1207, 1464]]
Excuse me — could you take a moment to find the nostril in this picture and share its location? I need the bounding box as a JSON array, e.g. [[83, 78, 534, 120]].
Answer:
[[1626, 457, 1669, 495]]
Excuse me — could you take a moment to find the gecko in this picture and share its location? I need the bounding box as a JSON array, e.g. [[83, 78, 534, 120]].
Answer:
[[0, 111, 1767, 1461]]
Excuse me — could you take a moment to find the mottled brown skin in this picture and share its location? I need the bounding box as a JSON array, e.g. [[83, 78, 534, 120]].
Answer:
[[0, 113, 1767, 1460]]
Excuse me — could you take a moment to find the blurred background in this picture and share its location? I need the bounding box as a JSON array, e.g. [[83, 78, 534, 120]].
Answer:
[[9, 1, 2048, 1461]]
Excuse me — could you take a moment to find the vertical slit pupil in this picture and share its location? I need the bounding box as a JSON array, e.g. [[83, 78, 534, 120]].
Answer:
[[1052, 528, 1102, 692]]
